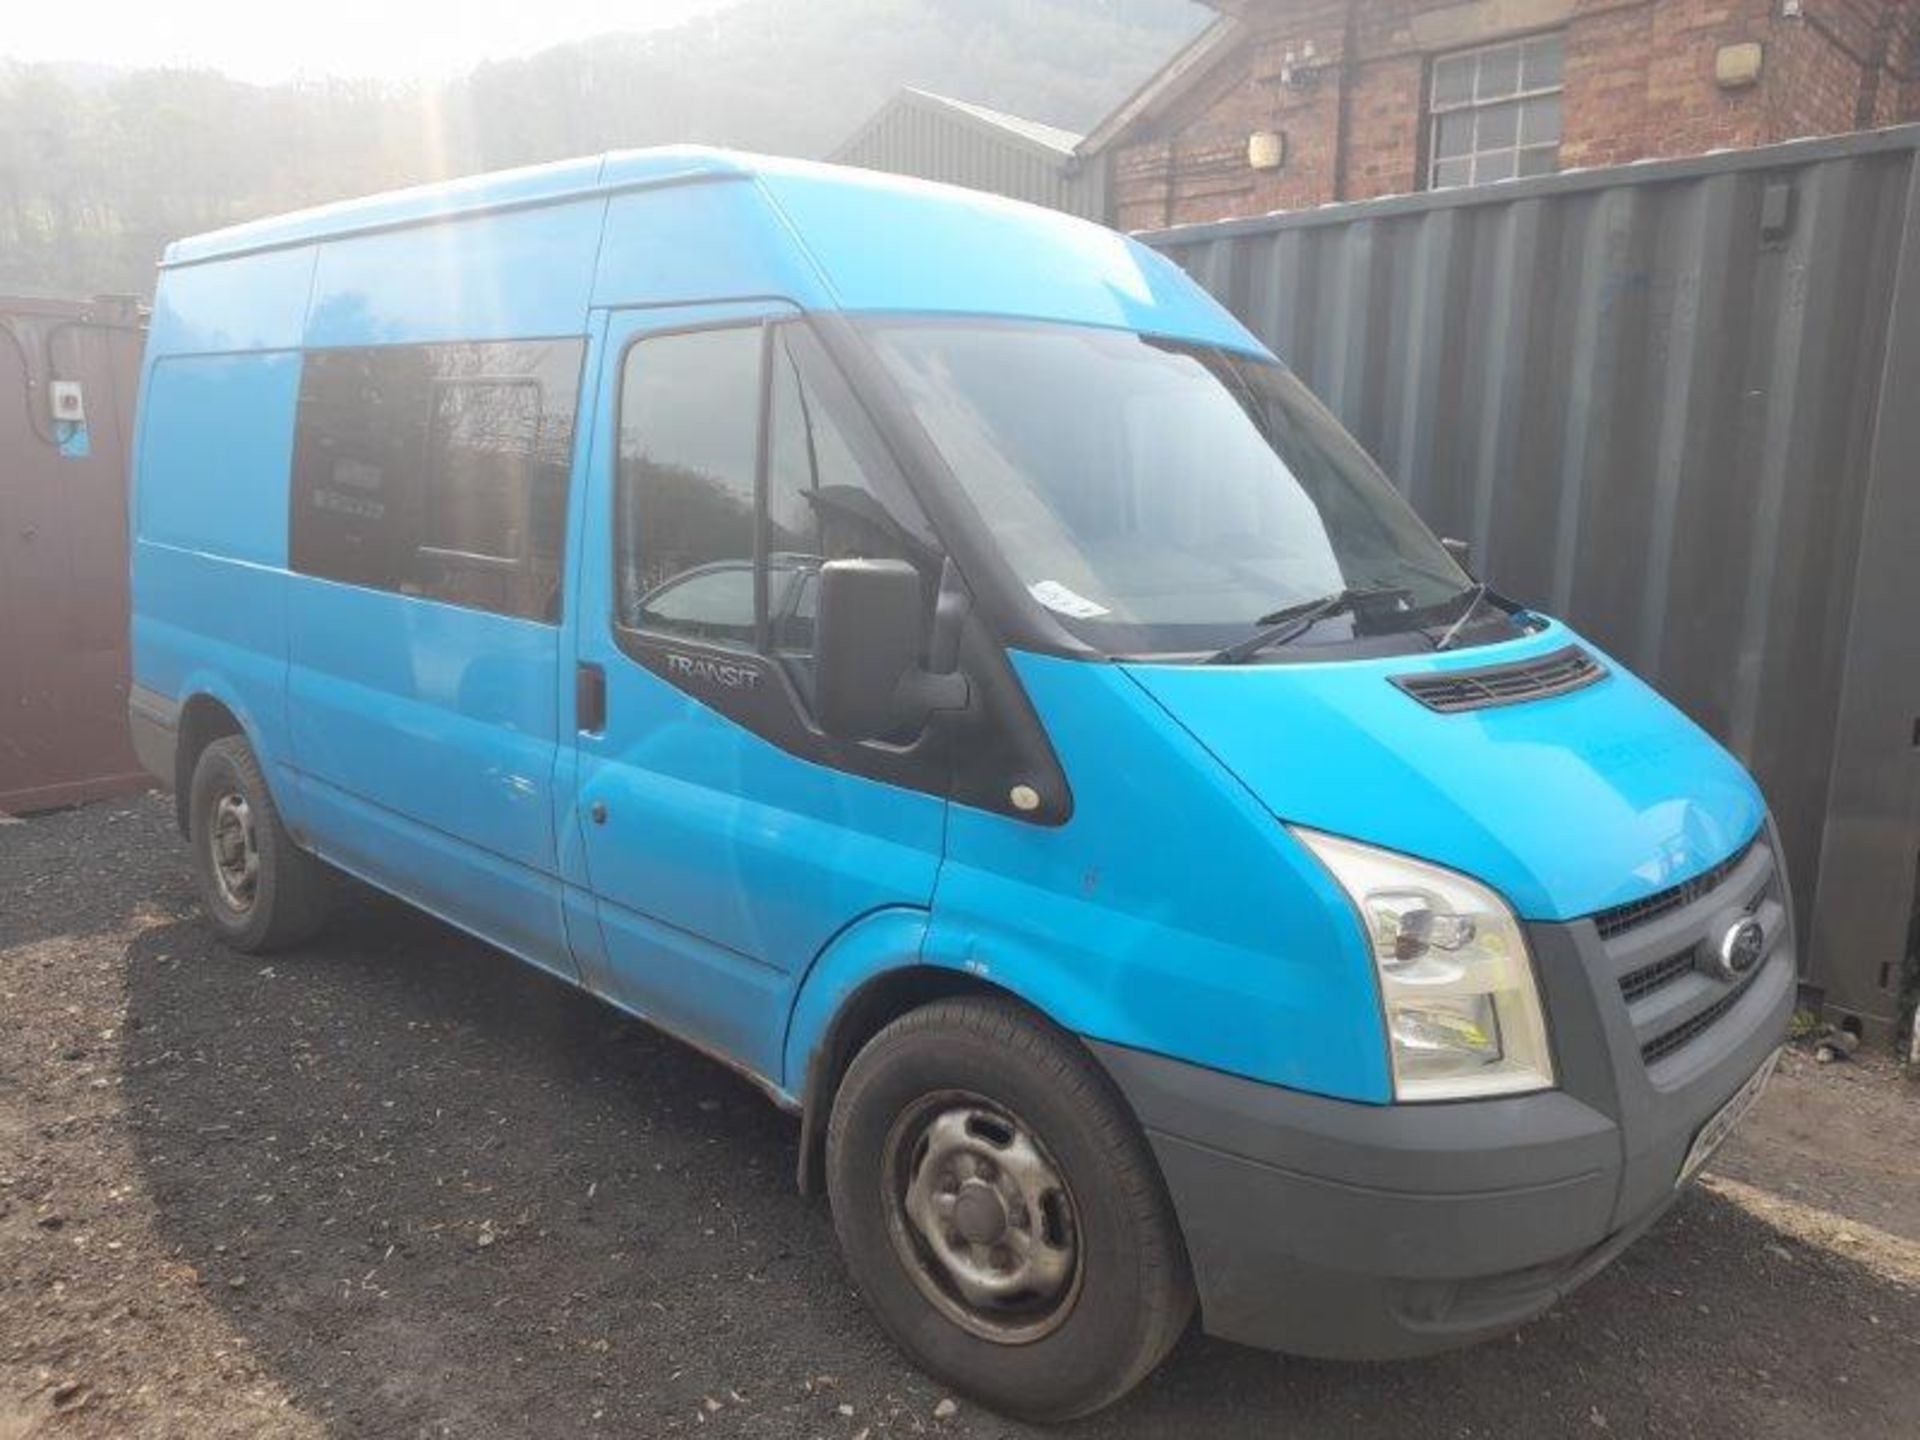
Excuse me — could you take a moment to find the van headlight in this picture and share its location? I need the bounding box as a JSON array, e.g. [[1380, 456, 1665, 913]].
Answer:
[[1293, 828, 1554, 1102]]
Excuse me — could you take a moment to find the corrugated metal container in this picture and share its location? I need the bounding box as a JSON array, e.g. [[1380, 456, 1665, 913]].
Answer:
[[1146, 126, 1920, 1044], [833, 88, 1107, 220], [0, 294, 149, 814]]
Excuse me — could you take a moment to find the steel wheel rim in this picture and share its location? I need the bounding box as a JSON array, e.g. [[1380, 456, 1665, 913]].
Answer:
[[880, 1090, 1083, 1344], [209, 791, 259, 913]]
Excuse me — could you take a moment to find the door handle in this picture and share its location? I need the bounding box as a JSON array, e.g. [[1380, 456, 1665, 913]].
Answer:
[[576, 662, 606, 734]]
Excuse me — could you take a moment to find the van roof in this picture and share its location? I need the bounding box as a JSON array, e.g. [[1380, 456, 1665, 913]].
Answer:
[[154, 146, 1266, 361], [164, 147, 757, 267]]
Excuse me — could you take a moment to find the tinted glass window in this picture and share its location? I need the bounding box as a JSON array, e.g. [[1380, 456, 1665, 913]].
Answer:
[[765, 325, 917, 658], [636, 562, 757, 645], [616, 326, 762, 645], [290, 340, 582, 622], [863, 318, 1475, 656], [425, 381, 539, 559], [615, 320, 929, 685]]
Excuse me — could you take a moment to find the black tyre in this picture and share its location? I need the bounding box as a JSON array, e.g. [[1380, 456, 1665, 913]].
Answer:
[[826, 996, 1194, 1422], [188, 735, 332, 952]]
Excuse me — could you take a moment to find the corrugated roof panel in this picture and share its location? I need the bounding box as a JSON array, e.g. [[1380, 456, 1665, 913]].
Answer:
[[903, 89, 1085, 155]]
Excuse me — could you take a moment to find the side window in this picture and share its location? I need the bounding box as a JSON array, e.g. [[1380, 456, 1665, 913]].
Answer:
[[765, 325, 907, 658], [616, 326, 762, 645], [615, 318, 932, 685], [418, 380, 540, 617], [290, 340, 582, 622], [289, 349, 428, 594]]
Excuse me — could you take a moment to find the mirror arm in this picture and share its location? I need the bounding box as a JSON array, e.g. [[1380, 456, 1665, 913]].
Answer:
[[902, 559, 973, 727], [892, 667, 970, 727], [927, 557, 969, 675]]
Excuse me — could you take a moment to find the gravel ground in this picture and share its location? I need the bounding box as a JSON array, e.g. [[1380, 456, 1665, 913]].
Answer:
[[3, 792, 1918, 1439]]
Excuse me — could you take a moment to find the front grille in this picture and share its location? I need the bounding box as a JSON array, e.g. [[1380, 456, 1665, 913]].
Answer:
[[1392, 645, 1607, 714], [1641, 970, 1760, 1066], [1596, 834, 1779, 1074], [1619, 948, 1695, 1004], [1594, 839, 1756, 940]]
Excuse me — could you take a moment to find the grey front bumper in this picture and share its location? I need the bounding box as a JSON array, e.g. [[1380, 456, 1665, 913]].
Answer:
[[1091, 829, 1796, 1360]]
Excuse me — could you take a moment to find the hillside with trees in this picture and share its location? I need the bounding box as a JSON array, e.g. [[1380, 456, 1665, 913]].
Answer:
[[0, 0, 1204, 298]]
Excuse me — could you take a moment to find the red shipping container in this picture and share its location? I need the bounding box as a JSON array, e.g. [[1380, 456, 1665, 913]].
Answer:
[[1, 294, 149, 814]]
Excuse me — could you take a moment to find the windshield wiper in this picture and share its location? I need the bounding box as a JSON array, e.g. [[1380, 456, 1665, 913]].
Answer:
[[1207, 585, 1410, 665], [1430, 582, 1492, 652]]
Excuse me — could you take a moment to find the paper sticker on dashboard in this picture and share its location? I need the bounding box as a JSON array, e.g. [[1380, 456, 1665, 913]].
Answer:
[[1029, 580, 1111, 620]]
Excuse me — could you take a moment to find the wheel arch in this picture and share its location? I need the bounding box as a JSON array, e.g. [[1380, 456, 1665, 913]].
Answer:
[[173, 694, 245, 833], [795, 963, 1045, 1195], [786, 908, 1051, 1195], [169, 677, 277, 835]]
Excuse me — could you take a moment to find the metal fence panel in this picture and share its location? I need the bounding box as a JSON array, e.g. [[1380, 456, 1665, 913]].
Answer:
[[1146, 127, 1920, 1041]]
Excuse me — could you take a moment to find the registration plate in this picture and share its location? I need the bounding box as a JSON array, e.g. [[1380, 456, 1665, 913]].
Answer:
[[1678, 1048, 1780, 1187]]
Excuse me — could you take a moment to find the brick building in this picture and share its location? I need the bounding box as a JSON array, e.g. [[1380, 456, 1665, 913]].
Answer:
[[1094, 0, 1920, 229]]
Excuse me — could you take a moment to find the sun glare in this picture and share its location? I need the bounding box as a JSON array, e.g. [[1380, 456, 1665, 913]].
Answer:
[[4, 0, 731, 83]]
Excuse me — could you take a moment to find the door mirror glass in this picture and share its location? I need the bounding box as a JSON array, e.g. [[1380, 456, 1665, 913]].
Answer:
[[815, 558, 969, 742]]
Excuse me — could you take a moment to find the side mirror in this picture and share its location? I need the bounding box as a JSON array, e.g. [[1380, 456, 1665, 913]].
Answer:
[[815, 558, 968, 742]]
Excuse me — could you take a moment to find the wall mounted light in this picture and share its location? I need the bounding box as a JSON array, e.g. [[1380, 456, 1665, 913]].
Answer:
[[1248, 130, 1287, 171], [1715, 41, 1765, 89]]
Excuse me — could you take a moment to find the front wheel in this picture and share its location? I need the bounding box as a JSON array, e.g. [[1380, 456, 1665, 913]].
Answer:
[[826, 997, 1194, 1422], [188, 735, 332, 952]]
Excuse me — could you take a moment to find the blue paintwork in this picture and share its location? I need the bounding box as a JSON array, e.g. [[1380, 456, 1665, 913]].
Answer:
[[162, 151, 729, 267], [135, 356, 297, 563], [553, 319, 610, 995], [149, 243, 317, 355], [1123, 621, 1766, 922], [305, 198, 607, 347], [780, 908, 936, 1092], [155, 147, 1261, 357], [570, 303, 946, 1082], [131, 541, 292, 798], [592, 180, 834, 312], [283, 580, 576, 981], [132, 145, 1769, 1118], [752, 162, 1263, 351], [924, 653, 1394, 1101], [131, 353, 301, 804]]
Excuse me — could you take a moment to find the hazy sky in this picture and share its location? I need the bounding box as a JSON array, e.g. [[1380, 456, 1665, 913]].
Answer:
[[3, 0, 734, 83]]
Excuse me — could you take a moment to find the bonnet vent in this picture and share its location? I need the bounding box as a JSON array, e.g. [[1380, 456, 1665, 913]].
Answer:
[[1391, 644, 1607, 714]]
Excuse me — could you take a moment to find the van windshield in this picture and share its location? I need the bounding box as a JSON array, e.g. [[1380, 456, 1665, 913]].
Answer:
[[861, 318, 1483, 658]]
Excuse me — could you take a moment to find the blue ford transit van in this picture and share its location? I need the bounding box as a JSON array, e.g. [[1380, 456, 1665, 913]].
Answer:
[[129, 149, 1792, 1420]]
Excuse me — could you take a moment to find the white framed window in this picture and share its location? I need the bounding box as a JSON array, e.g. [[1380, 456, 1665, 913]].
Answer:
[[1427, 32, 1564, 190]]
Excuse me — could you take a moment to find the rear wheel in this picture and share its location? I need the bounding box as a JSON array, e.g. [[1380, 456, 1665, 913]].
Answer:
[[188, 735, 332, 952], [826, 996, 1193, 1422]]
